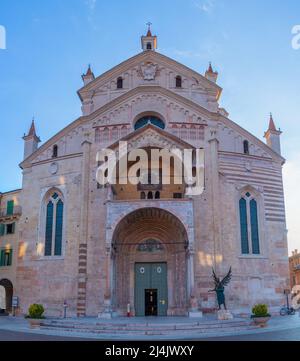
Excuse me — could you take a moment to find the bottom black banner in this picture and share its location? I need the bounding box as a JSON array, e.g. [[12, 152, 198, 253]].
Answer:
[[0, 340, 296, 359]]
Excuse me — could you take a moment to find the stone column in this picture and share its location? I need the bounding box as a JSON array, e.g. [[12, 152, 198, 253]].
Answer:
[[77, 137, 92, 317], [99, 245, 113, 318], [99, 199, 113, 319], [187, 249, 195, 295], [187, 247, 202, 317], [208, 130, 222, 272]]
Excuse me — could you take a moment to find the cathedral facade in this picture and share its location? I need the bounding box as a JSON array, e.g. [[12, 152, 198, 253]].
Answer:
[[0, 29, 289, 317]]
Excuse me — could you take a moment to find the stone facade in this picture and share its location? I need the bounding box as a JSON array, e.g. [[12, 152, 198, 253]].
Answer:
[[0, 30, 290, 317]]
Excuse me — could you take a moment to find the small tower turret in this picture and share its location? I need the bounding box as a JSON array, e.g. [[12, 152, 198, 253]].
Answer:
[[81, 65, 95, 86], [141, 22, 157, 51], [264, 113, 282, 155], [23, 118, 41, 159], [205, 62, 218, 83]]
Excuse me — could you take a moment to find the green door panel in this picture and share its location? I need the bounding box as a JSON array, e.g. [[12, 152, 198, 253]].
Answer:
[[151, 263, 168, 316], [134, 263, 168, 316]]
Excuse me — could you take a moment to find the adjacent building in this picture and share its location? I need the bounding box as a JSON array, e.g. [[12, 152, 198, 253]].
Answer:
[[289, 250, 300, 288]]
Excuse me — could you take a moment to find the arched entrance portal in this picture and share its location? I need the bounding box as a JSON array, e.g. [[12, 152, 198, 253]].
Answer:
[[0, 279, 13, 314], [112, 208, 189, 316]]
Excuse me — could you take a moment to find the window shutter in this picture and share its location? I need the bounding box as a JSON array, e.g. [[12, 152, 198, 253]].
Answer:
[[0, 250, 4, 267], [0, 224, 5, 236], [8, 249, 13, 266], [250, 199, 260, 254], [6, 200, 14, 216], [11, 222, 15, 234], [239, 198, 249, 254]]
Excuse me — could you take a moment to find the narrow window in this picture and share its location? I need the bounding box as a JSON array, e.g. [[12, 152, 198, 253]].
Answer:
[[239, 198, 249, 254], [44, 201, 54, 256], [155, 191, 160, 199], [176, 76, 182, 88], [0, 249, 13, 267], [117, 77, 123, 89], [146, 42, 152, 50], [44, 192, 64, 257], [52, 145, 58, 158], [147, 192, 153, 200], [250, 199, 260, 254], [243, 140, 249, 155], [6, 223, 15, 235], [141, 192, 146, 200], [54, 200, 63, 256]]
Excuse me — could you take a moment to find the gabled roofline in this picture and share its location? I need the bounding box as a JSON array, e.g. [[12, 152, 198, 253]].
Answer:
[[217, 113, 285, 164], [20, 85, 284, 169], [108, 123, 196, 151], [77, 50, 222, 101], [20, 85, 216, 169]]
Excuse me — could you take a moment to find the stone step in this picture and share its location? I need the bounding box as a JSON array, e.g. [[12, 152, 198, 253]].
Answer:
[[41, 325, 256, 336], [42, 320, 249, 330], [41, 319, 256, 335]]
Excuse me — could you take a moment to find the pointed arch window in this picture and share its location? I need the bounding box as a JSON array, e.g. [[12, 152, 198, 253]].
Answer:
[[44, 192, 64, 257], [239, 192, 260, 255]]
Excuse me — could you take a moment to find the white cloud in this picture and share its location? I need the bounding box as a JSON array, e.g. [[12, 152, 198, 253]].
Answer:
[[85, 0, 97, 11], [173, 49, 203, 58], [193, 0, 215, 13], [283, 153, 300, 255], [85, 0, 98, 30]]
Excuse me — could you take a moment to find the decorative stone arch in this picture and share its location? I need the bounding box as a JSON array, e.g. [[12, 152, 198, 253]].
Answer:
[[109, 206, 193, 316], [0, 279, 13, 313], [106, 201, 194, 250]]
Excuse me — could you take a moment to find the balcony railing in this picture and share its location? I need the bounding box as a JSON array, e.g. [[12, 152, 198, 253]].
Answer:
[[0, 206, 22, 218]]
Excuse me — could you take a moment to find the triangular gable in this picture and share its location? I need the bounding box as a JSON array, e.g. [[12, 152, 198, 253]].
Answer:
[[77, 51, 222, 101], [108, 123, 196, 151]]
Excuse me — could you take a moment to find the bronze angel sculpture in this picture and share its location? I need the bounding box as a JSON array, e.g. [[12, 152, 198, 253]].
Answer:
[[209, 267, 232, 310]]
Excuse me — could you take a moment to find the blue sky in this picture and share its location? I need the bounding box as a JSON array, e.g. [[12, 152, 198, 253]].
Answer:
[[0, 0, 299, 253]]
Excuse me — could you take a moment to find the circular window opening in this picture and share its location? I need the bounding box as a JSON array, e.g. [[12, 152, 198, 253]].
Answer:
[[134, 116, 165, 131]]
